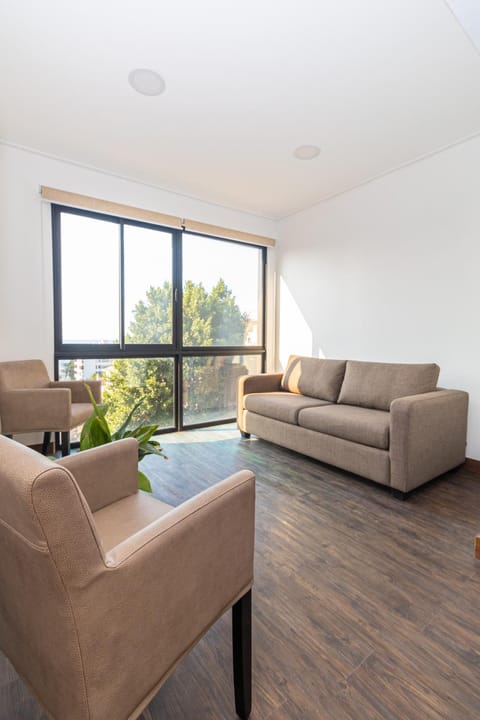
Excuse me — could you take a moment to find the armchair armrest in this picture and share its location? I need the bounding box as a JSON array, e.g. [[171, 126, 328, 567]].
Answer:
[[56, 438, 138, 512], [0, 388, 71, 433], [106, 469, 255, 568], [237, 373, 283, 431], [78, 470, 255, 708], [49, 379, 102, 403], [103, 469, 254, 634], [390, 389, 468, 492]]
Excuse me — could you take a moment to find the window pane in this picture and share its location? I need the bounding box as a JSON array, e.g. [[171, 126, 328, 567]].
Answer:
[[60, 213, 119, 343], [124, 225, 173, 344], [183, 354, 262, 425], [58, 357, 175, 431], [182, 234, 263, 347], [58, 358, 112, 442]]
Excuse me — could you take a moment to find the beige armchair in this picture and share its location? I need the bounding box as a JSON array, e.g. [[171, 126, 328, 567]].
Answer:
[[0, 435, 255, 720], [0, 359, 101, 455]]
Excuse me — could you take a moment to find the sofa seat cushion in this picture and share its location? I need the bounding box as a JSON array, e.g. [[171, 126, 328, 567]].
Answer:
[[281, 356, 347, 402], [244, 391, 331, 425], [338, 360, 440, 411], [298, 404, 390, 450]]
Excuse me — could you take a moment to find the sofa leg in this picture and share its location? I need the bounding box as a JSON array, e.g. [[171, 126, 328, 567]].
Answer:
[[392, 489, 408, 501], [240, 431, 251, 439], [61, 431, 70, 457], [232, 590, 252, 719]]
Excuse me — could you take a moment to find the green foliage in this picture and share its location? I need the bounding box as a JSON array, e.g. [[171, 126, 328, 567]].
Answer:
[[126, 282, 172, 344], [102, 279, 248, 428], [103, 357, 173, 431], [80, 385, 167, 493]]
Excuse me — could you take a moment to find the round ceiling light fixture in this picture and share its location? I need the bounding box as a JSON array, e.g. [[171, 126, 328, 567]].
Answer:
[[128, 68, 166, 96], [293, 145, 321, 160]]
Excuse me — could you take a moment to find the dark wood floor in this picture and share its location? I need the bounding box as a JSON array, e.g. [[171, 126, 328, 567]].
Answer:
[[2, 426, 480, 719]]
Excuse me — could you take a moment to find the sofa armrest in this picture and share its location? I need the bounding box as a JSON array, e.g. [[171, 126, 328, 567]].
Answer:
[[390, 389, 468, 492], [0, 388, 71, 433], [49, 379, 102, 403], [238, 373, 283, 395], [56, 438, 139, 512], [237, 373, 283, 431]]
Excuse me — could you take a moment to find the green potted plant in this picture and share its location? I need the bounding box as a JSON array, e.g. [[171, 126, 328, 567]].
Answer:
[[80, 384, 167, 492]]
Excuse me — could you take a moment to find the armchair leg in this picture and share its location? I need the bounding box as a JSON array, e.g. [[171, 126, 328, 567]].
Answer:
[[61, 431, 70, 457], [240, 431, 251, 439], [42, 432, 51, 455], [232, 590, 252, 719]]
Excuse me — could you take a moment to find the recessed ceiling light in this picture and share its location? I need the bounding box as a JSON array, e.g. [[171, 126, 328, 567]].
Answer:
[[128, 68, 166, 96], [293, 145, 321, 160]]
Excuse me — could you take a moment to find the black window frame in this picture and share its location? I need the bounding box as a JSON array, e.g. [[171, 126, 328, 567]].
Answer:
[[52, 204, 267, 434]]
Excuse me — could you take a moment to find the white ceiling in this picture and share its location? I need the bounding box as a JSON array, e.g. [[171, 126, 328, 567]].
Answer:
[[1, 0, 480, 219]]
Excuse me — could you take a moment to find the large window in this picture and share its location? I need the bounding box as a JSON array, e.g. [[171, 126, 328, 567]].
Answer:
[[53, 205, 266, 434]]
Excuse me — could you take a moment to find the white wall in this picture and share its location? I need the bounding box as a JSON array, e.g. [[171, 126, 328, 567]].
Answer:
[[0, 143, 277, 439], [277, 135, 480, 460]]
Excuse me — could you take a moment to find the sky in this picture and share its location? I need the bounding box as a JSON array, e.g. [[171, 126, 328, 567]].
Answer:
[[60, 212, 262, 343]]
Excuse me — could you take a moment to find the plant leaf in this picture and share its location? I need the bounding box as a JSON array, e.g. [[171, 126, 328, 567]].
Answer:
[[130, 424, 159, 443], [83, 384, 111, 441], [80, 414, 110, 450], [79, 384, 165, 492], [112, 398, 145, 439], [141, 441, 166, 456], [137, 470, 152, 493]]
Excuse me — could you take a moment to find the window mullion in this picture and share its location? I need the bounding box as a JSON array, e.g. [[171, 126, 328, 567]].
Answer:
[[173, 230, 183, 428], [119, 223, 125, 351]]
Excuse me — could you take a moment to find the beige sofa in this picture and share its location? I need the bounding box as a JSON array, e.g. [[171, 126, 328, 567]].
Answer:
[[237, 356, 468, 497]]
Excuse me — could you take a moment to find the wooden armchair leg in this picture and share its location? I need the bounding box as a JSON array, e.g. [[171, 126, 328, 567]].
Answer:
[[42, 432, 51, 455], [232, 590, 252, 719], [61, 431, 70, 457]]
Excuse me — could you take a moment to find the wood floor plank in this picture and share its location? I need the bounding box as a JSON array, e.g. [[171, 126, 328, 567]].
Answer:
[[1, 425, 480, 719]]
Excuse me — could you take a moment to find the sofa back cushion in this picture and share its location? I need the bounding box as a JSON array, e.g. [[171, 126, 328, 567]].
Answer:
[[337, 361, 440, 411], [281, 356, 347, 402]]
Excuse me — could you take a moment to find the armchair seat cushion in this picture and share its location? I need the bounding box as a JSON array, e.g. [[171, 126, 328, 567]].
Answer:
[[298, 404, 390, 450], [244, 391, 331, 425], [93, 492, 173, 552]]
